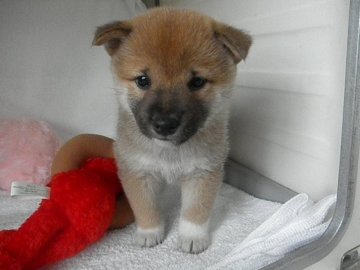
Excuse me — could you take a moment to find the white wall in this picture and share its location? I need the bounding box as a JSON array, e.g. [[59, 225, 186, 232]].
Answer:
[[162, 0, 349, 200], [0, 0, 144, 141], [0, 0, 350, 200]]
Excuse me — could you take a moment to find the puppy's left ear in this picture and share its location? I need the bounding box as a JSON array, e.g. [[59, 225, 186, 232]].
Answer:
[[92, 21, 132, 56], [213, 22, 252, 64]]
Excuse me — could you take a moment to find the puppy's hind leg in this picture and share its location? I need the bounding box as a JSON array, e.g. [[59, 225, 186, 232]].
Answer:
[[121, 170, 164, 247], [178, 169, 222, 254]]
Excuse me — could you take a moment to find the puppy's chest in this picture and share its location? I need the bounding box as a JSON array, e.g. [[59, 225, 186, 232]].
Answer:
[[133, 148, 211, 182]]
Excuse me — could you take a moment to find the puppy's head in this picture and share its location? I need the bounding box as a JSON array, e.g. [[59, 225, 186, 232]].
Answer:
[[93, 8, 251, 145]]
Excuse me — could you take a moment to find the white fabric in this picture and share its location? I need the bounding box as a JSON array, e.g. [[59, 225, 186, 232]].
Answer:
[[209, 193, 336, 270], [0, 183, 335, 270]]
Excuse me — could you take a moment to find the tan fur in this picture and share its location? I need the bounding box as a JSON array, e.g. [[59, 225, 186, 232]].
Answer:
[[181, 169, 223, 224], [119, 167, 162, 229], [94, 7, 252, 253]]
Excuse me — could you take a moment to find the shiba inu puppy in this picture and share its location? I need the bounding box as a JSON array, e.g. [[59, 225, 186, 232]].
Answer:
[[93, 7, 251, 253]]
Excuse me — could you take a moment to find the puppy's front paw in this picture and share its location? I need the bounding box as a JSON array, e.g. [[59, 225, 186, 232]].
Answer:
[[135, 225, 165, 248], [178, 235, 210, 254], [178, 219, 210, 254]]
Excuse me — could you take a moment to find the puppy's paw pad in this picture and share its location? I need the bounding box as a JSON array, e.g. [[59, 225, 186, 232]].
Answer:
[[135, 227, 164, 248], [178, 236, 210, 254]]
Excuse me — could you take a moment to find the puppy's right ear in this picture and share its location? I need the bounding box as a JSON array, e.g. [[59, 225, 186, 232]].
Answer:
[[92, 21, 132, 56]]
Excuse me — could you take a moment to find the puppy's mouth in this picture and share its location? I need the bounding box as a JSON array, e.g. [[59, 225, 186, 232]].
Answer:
[[152, 135, 178, 146], [147, 124, 192, 145], [133, 116, 201, 145]]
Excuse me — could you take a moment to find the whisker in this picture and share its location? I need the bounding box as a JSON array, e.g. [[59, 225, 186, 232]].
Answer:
[[108, 87, 127, 96], [109, 87, 125, 92]]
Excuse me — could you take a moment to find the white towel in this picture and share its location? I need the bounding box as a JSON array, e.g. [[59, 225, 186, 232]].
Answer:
[[0, 184, 335, 270], [0, 183, 280, 269], [209, 193, 336, 270]]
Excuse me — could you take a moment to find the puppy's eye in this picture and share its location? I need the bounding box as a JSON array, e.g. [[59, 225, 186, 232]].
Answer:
[[188, 77, 208, 91], [135, 75, 151, 90]]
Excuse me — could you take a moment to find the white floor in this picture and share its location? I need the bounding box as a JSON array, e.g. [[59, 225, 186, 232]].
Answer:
[[0, 183, 281, 270]]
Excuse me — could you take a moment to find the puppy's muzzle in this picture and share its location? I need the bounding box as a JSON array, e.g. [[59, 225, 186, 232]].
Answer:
[[151, 112, 182, 137]]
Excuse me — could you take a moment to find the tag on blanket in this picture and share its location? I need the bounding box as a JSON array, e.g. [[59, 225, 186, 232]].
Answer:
[[10, 181, 50, 200]]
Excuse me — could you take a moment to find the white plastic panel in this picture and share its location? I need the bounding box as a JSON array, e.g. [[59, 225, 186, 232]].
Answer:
[[162, 0, 349, 200], [0, 0, 145, 141], [0, 0, 349, 200]]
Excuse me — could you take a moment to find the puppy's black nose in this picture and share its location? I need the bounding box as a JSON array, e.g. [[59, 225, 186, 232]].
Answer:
[[151, 113, 181, 136]]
